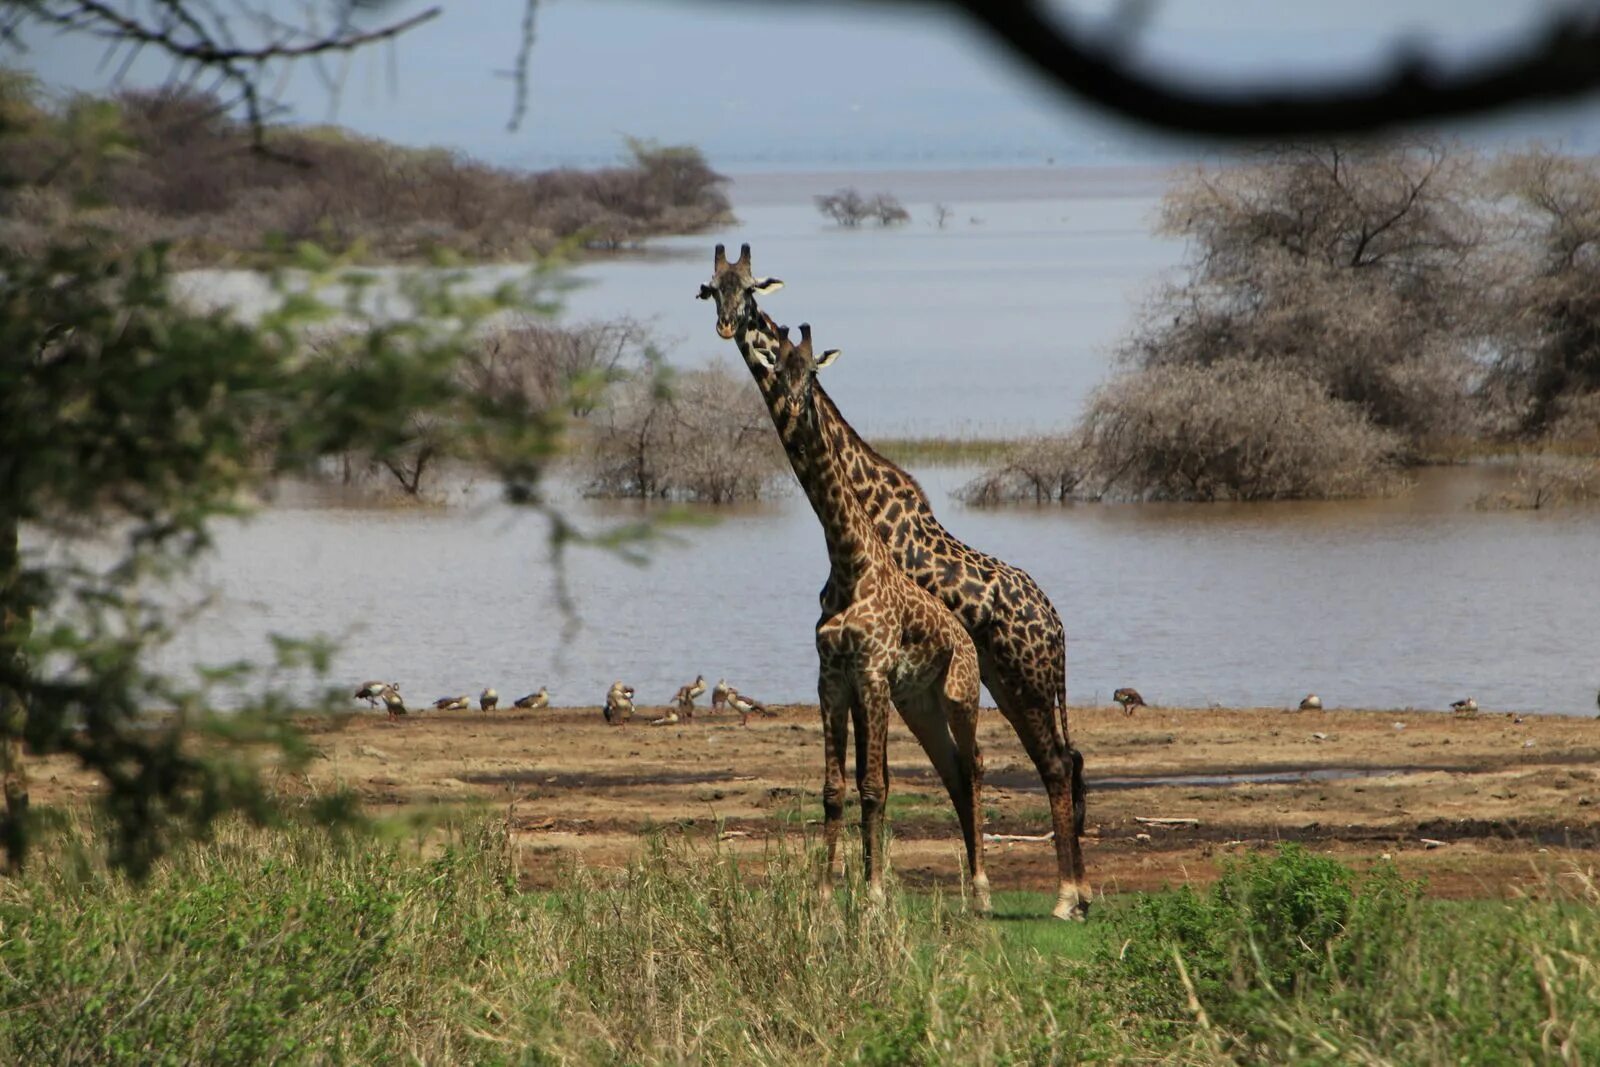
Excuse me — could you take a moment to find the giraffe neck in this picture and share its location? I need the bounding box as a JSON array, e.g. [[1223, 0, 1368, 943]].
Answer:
[[781, 379, 889, 589]]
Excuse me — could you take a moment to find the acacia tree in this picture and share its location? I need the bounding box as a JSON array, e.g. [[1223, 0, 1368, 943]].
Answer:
[[1124, 141, 1486, 442], [1484, 149, 1600, 436]]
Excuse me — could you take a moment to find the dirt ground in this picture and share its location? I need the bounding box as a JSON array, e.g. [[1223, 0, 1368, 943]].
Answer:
[[26, 702, 1600, 901]]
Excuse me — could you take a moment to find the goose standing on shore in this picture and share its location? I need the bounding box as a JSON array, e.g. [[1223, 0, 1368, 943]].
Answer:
[[1450, 697, 1479, 716], [514, 687, 550, 710], [726, 688, 773, 726], [381, 687, 408, 722], [1299, 694, 1323, 711], [480, 688, 499, 712], [355, 680, 400, 708], [1113, 688, 1146, 713], [672, 674, 706, 718], [711, 678, 731, 711], [604, 682, 635, 725]]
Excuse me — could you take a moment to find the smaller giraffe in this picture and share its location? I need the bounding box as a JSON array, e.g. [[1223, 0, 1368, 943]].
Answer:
[[772, 323, 989, 911]]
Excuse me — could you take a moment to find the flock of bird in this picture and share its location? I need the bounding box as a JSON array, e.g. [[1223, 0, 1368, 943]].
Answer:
[[352, 674, 773, 726], [360, 677, 1529, 725], [1115, 686, 1501, 718]]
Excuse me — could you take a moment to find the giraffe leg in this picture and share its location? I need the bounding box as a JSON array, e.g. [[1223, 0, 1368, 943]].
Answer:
[[854, 676, 893, 903], [984, 666, 1090, 921], [818, 676, 851, 900], [896, 689, 989, 915]]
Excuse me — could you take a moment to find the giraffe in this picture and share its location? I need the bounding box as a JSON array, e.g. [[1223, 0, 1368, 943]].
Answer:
[[699, 243, 1090, 919], [771, 323, 988, 911]]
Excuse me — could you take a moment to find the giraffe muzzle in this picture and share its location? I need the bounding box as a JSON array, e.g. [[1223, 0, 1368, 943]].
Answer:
[[716, 322, 738, 340]]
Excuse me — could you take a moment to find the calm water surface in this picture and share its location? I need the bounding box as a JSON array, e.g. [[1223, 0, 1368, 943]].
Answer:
[[138, 170, 1600, 715]]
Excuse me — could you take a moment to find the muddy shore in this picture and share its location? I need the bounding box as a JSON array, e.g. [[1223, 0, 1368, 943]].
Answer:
[[27, 703, 1600, 899]]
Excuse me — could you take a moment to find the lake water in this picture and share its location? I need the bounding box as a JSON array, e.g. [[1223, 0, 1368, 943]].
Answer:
[[136, 169, 1600, 716]]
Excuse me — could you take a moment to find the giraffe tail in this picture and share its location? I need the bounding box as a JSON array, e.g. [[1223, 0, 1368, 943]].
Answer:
[[1057, 673, 1087, 837]]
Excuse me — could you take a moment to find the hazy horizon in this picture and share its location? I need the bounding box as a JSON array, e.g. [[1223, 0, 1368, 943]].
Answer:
[[10, 1, 1600, 172]]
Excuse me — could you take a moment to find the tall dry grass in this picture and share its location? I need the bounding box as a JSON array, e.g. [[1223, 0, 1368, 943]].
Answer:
[[3, 816, 1598, 1064]]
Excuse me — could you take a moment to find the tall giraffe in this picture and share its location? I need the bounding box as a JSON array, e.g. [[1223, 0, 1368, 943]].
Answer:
[[771, 323, 988, 911], [699, 243, 1090, 919]]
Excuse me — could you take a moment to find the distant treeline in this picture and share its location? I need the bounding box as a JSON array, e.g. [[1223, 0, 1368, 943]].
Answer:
[[0, 73, 732, 265], [963, 142, 1600, 505]]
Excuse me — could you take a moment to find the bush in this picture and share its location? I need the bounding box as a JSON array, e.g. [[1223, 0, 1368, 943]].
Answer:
[[581, 361, 787, 502], [0, 86, 733, 265], [962, 361, 1401, 503], [1483, 150, 1600, 434], [1107, 844, 1424, 1042], [1127, 142, 1487, 443], [1473, 455, 1600, 510], [814, 188, 910, 228]]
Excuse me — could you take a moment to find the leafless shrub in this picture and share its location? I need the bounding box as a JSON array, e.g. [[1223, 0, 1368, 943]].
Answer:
[[965, 362, 1402, 504], [1129, 142, 1487, 443], [931, 203, 952, 229], [814, 188, 910, 228], [1474, 456, 1600, 510], [465, 316, 650, 417], [956, 435, 1091, 505], [1546, 392, 1600, 448], [1481, 149, 1600, 436], [582, 362, 785, 502]]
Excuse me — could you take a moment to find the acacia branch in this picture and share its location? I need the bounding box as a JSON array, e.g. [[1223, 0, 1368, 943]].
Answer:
[[946, 1, 1600, 139]]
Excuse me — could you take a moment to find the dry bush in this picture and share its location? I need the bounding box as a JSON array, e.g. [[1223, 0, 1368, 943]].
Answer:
[[465, 316, 649, 417], [583, 362, 785, 502], [1474, 456, 1600, 510], [965, 362, 1401, 503], [956, 435, 1090, 505], [1546, 391, 1600, 448], [815, 188, 910, 228], [0, 87, 732, 265], [1130, 142, 1487, 443], [1481, 150, 1600, 435]]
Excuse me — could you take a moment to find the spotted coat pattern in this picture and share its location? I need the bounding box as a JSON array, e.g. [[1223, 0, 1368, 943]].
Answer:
[[771, 323, 988, 909], [699, 243, 1089, 919]]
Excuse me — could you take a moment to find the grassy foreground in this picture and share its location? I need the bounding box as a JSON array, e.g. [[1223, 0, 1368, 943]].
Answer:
[[0, 814, 1596, 1065]]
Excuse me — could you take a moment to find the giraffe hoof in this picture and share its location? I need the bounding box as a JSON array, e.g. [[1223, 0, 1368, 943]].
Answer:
[[1051, 890, 1091, 922]]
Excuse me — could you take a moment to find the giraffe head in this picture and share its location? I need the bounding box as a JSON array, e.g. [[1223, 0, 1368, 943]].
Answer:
[[773, 322, 842, 426], [697, 242, 784, 351]]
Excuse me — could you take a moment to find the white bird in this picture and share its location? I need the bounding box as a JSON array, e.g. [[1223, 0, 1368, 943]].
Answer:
[[514, 687, 549, 710], [604, 681, 635, 725], [480, 687, 499, 712], [354, 680, 399, 708], [726, 688, 773, 726], [381, 687, 407, 722], [672, 674, 706, 717]]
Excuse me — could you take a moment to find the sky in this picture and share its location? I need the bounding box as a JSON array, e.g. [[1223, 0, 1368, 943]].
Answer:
[[11, 0, 1600, 171]]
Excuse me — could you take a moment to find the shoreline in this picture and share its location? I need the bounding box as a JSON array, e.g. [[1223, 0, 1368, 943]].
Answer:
[[27, 703, 1600, 900]]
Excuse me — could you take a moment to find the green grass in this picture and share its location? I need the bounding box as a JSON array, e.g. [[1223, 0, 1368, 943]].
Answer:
[[870, 436, 1018, 466], [2, 816, 1596, 1064]]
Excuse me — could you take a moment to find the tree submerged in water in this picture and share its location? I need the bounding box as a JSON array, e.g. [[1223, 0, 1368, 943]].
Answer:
[[814, 188, 910, 228]]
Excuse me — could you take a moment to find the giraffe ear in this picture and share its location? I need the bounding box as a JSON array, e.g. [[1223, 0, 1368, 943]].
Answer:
[[748, 277, 784, 295], [696, 284, 715, 300], [815, 348, 842, 370]]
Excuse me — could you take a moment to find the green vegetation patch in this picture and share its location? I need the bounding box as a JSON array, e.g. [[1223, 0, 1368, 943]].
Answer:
[[2, 822, 1597, 1065]]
